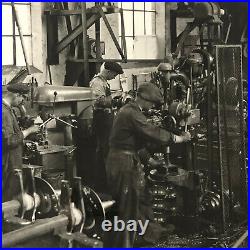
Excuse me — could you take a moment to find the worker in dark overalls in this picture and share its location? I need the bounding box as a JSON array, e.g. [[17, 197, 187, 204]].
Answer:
[[90, 62, 124, 192], [2, 83, 39, 201], [103, 82, 191, 247]]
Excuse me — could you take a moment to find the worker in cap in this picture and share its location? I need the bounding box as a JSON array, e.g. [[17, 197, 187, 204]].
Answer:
[[137, 82, 164, 106], [2, 83, 40, 201], [7, 83, 30, 95], [157, 63, 174, 106], [89, 61, 124, 193], [104, 82, 191, 248], [157, 62, 173, 72], [104, 61, 124, 74]]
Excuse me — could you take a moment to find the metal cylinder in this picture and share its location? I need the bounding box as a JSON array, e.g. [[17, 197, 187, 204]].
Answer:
[[3, 214, 68, 247]]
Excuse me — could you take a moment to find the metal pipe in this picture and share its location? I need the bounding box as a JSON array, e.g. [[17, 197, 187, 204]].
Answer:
[[215, 47, 226, 233], [81, 2, 89, 84], [2, 214, 68, 248], [232, 230, 248, 248], [95, 2, 102, 73]]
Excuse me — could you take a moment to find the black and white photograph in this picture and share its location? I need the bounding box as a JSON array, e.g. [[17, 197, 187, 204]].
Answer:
[[2, 1, 248, 248]]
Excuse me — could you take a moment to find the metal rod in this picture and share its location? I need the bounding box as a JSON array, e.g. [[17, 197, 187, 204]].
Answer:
[[81, 2, 89, 84], [215, 47, 226, 233], [232, 230, 248, 248], [95, 2, 102, 73], [225, 22, 232, 44], [55, 117, 77, 129], [39, 117, 53, 128], [238, 50, 247, 209], [120, 9, 127, 60], [11, 3, 31, 74], [3, 215, 68, 247], [12, 6, 16, 65], [219, 50, 233, 220], [207, 72, 213, 189]]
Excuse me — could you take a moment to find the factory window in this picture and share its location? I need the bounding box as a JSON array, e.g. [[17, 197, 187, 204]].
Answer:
[[2, 2, 32, 66], [118, 2, 156, 58]]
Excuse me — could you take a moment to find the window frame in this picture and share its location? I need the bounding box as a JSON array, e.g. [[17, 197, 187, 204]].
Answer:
[[2, 2, 32, 66], [118, 2, 157, 39]]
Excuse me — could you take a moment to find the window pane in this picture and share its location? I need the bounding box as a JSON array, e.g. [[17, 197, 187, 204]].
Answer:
[[14, 4, 31, 35], [2, 5, 13, 35], [145, 2, 156, 11], [2, 37, 14, 65], [134, 11, 144, 36], [134, 2, 144, 10], [123, 11, 133, 36], [16, 36, 32, 66], [120, 2, 133, 10], [145, 12, 156, 35], [125, 37, 134, 59]]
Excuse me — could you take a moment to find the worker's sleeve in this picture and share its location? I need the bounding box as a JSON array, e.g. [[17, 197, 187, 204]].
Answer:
[[90, 78, 112, 108], [2, 108, 23, 149], [131, 110, 172, 145], [90, 78, 106, 98]]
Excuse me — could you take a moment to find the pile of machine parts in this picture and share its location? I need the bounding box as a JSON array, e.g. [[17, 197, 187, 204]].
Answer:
[[2, 166, 115, 248]]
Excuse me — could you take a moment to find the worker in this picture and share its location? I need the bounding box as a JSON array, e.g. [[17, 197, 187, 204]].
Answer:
[[2, 83, 40, 202], [90, 62, 124, 192], [103, 82, 191, 247]]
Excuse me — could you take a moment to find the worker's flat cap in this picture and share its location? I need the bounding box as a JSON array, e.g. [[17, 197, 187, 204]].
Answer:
[[104, 62, 124, 74], [138, 82, 164, 105], [157, 62, 173, 72], [7, 83, 30, 94]]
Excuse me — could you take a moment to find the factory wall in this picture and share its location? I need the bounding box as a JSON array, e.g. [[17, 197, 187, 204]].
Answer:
[[30, 2, 171, 90], [3, 2, 177, 90]]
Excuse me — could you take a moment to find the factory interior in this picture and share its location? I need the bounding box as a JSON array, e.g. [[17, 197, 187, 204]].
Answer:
[[2, 2, 248, 248]]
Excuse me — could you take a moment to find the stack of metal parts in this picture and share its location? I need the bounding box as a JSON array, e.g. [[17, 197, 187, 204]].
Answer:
[[147, 152, 181, 224]]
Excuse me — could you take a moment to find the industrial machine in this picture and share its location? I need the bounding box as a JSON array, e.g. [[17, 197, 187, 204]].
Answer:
[[2, 166, 115, 247], [142, 4, 248, 243], [143, 42, 248, 246], [2, 2, 247, 248], [2, 85, 114, 247], [22, 85, 94, 187]]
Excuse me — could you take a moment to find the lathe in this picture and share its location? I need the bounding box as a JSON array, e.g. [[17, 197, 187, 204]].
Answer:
[[2, 166, 115, 247]]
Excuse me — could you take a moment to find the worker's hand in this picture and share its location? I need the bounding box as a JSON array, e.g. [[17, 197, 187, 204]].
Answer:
[[22, 125, 40, 138], [28, 125, 40, 134], [180, 131, 191, 142], [148, 157, 163, 167]]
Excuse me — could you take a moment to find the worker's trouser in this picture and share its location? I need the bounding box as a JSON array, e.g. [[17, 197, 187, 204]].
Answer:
[[92, 110, 114, 192], [103, 149, 145, 248]]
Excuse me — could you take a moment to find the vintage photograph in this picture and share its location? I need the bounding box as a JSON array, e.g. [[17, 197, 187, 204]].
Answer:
[[2, 2, 248, 248]]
